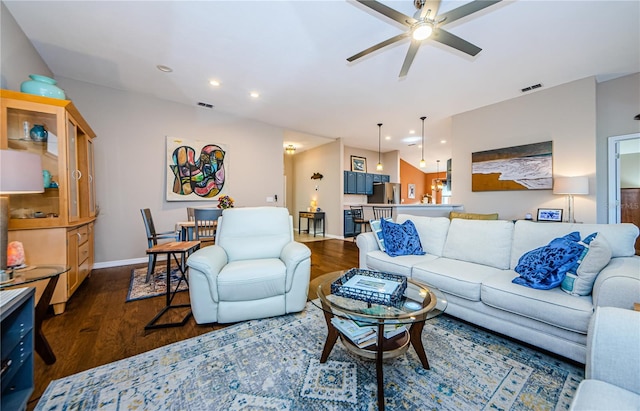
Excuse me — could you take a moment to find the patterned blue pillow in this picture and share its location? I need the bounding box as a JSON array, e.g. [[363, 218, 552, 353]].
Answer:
[[512, 232, 584, 290], [380, 218, 426, 257]]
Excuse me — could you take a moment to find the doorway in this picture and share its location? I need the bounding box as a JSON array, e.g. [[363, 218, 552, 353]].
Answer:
[[608, 133, 640, 254]]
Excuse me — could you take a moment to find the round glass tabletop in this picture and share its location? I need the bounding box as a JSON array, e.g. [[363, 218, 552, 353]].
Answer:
[[0, 265, 70, 289]]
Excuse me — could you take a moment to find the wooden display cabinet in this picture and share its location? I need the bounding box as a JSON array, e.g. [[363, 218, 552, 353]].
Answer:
[[1, 90, 97, 314]]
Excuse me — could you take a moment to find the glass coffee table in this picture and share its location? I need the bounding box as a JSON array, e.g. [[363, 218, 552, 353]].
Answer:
[[313, 270, 447, 411]]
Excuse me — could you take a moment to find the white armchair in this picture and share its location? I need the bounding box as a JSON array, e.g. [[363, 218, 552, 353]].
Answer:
[[186, 207, 311, 324], [569, 306, 640, 410]]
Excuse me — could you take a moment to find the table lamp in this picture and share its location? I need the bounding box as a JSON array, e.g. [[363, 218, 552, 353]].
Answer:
[[553, 176, 588, 223], [0, 150, 44, 273]]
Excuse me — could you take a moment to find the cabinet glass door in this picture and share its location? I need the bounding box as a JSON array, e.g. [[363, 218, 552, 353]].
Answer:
[[4, 104, 62, 225], [67, 119, 79, 222]]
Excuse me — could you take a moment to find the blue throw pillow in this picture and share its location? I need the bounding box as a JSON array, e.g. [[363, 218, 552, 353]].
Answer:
[[512, 232, 584, 290], [380, 218, 426, 257]]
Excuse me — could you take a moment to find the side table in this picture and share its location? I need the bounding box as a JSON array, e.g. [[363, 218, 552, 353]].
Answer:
[[298, 211, 325, 237], [0, 265, 70, 365], [145, 241, 200, 330]]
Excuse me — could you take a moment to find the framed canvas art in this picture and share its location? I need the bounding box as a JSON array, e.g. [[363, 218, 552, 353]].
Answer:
[[351, 156, 367, 173], [472, 141, 553, 191], [166, 136, 228, 201]]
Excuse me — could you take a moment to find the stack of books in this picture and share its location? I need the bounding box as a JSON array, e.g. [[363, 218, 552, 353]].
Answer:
[[330, 316, 407, 348]]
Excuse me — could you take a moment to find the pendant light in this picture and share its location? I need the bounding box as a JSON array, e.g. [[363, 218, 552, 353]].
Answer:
[[376, 123, 383, 171], [419, 116, 426, 168], [431, 160, 443, 191]]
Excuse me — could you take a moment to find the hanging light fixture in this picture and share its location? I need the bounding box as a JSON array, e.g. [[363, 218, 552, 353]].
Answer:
[[376, 123, 383, 171], [431, 160, 443, 191], [285, 145, 296, 155], [419, 116, 426, 168]]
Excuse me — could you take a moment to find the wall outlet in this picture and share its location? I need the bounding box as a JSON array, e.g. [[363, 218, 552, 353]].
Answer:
[[266, 196, 275, 203]]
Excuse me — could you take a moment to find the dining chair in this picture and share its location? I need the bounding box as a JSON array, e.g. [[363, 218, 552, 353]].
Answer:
[[186, 207, 196, 221], [350, 206, 369, 240], [194, 208, 222, 247], [373, 206, 393, 220], [140, 208, 180, 282]]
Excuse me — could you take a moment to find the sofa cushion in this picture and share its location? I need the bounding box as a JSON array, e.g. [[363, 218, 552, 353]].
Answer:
[[369, 217, 393, 251], [442, 219, 514, 269], [396, 215, 450, 256], [380, 218, 425, 257], [365, 251, 437, 278], [570, 380, 640, 411], [562, 233, 612, 296], [412, 258, 506, 301], [218, 258, 286, 301], [482, 271, 593, 334], [513, 232, 584, 290]]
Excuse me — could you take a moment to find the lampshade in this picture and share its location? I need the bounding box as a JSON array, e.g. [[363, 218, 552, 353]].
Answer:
[[0, 150, 44, 194], [553, 177, 589, 195]]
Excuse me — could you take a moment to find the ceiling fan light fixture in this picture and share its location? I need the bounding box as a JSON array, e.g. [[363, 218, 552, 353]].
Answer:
[[412, 23, 433, 41]]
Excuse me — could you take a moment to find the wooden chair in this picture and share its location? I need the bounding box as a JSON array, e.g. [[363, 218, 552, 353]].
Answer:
[[186, 207, 196, 221], [373, 206, 393, 220], [140, 208, 179, 282], [194, 208, 222, 247], [350, 206, 369, 240]]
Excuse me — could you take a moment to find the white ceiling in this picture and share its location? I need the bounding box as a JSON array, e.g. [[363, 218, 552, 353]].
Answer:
[[5, 0, 640, 172]]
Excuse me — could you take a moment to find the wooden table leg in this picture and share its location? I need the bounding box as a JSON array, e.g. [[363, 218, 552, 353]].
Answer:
[[34, 275, 60, 364], [319, 300, 339, 363], [409, 320, 430, 369]]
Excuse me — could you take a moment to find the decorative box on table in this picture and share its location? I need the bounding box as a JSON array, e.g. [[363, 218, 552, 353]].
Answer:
[[331, 268, 407, 307]]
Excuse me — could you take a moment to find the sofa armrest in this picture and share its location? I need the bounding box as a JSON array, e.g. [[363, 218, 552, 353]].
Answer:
[[592, 256, 640, 310], [281, 241, 311, 291], [356, 232, 380, 269], [586, 307, 640, 395]]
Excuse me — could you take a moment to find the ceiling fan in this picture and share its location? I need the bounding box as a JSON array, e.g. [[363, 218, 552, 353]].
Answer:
[[348, 0, 502, 77]]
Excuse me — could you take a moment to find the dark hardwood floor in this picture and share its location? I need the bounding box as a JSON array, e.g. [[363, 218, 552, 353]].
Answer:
[[28, 239, 359, 409]]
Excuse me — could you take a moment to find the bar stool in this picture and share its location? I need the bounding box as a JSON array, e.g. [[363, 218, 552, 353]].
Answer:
[[350, 206, 369, 240], [373, 206, 393, 220]]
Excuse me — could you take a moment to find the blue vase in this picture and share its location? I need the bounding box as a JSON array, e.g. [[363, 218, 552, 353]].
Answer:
[[20, 74, 66, 100], [43, 170, 52, 188], [30, 124, 48, 142]]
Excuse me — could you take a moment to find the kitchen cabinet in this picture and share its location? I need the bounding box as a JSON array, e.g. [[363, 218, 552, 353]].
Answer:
[[343, 210, 362, 238], [344, 171, 389, 195], [2, 90, 97, 314]]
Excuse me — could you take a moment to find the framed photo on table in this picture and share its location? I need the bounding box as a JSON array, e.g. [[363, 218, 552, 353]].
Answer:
[[351, 156, 367, 173], [537, 208, 563, 222]]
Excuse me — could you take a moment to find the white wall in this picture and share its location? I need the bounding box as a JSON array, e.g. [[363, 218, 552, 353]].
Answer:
[[451, 77, 598, 223], [53, 78, 286, 264]]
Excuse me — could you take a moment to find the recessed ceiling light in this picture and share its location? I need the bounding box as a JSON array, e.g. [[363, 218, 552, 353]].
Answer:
[[385, 136, 391, 140], [409, 130, 415, 134], [156, 64, 173, 73], [440, 140, 447, 144], [209, 80, 220, 87], [402, 136, 421, 144], [250, 91, 260, 98]]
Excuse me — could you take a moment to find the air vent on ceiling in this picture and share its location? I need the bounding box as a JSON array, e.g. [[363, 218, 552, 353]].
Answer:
[[521, 83, 543, 93], [197, 102, 214, 109], [407, 143, 417, 147]]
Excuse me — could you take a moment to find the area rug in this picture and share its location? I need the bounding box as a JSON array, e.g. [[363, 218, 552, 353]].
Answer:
[[126, 266, 189, 302], [36, 302, 583, 410]]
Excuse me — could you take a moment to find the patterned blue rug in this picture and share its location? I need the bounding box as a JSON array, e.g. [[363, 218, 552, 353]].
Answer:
[[36, 302, 583, 410]]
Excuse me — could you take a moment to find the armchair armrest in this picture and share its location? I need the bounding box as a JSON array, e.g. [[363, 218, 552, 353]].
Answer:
[[586, 306, 640, 395], [187, 245, 228, 301], [281, 241, 311, 291]]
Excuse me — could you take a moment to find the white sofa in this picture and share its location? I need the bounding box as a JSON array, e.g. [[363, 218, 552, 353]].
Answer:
[[356, 215, 640, 363], [569, 306, 640, 410], [187, 207, 311, 324]]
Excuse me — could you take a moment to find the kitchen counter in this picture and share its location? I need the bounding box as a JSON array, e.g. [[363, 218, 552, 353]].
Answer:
[[344, 203, 463, 218]]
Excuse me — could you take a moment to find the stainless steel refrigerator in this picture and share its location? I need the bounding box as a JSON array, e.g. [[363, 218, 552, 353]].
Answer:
[[367, 182, 401, 204]]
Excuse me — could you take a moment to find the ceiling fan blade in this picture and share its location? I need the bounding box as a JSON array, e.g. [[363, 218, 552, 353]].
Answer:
[[356, 0, 416, 27], [399, 40, 420, 77], [438, 0, 501, 26], [432, 28, 482, 56], [347, 32, 409, 62], [419, 0, 442, 20]]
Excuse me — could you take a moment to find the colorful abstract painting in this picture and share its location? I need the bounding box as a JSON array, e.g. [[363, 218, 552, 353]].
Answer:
[[472, 141, 553, 191], [166, 137, 227, 201]]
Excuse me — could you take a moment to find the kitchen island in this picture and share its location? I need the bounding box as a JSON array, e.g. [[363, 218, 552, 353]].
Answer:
[[346, 203, 464, 219]]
